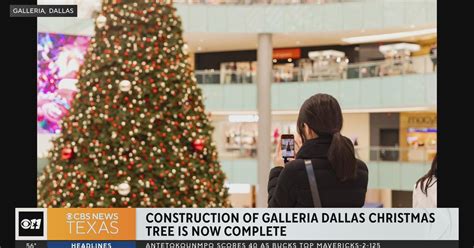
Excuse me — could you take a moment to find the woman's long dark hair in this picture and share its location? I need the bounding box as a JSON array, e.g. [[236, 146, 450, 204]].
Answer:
[[297, 94, 356, 181], [416, 154, 437, 195]]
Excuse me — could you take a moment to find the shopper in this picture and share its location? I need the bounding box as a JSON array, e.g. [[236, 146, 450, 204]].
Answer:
[[412, 154, 437, 208], [430, 45, 437, 71], [268, 94, 368, 207]]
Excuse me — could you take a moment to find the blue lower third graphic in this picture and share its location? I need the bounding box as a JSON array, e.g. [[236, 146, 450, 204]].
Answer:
[[47, 241, 136, 248]]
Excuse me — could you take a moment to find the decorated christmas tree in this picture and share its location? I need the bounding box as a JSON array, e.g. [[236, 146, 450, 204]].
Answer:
[[37, 0, 230, 207]]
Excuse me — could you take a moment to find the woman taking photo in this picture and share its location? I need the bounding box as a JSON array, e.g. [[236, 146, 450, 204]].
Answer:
[[412, 154, 437, 208], [268, 94, 368, 207]]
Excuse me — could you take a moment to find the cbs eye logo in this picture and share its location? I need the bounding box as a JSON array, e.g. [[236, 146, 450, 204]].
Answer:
[[20, 218, 42, 230], [17, 211, 45, 238]]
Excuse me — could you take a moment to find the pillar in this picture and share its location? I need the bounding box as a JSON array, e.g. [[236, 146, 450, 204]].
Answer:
[[256, 33, 272, 208]]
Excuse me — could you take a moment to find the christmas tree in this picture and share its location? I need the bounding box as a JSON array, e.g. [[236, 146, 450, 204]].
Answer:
[[37, 0, 230, 208]]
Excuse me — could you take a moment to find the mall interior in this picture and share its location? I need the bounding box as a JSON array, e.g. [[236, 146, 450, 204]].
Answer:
[[37, 0, 437, 208]]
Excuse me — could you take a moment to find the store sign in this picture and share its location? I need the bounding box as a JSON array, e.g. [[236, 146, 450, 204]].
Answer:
[[407, 115, 437, 126], [408, 128, 437, 133], [228, 115, 259, 123], [273, 48, 301, 59]]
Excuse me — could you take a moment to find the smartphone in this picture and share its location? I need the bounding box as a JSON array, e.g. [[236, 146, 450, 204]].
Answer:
[[281, 134, 295, 159]]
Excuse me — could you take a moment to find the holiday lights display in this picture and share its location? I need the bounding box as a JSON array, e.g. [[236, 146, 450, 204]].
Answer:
[[37, 33, 91, 133]]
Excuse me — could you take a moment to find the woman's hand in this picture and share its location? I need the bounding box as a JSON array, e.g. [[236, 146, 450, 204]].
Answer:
[[273, 139, 285, 167], [294, 132, 302, 155]]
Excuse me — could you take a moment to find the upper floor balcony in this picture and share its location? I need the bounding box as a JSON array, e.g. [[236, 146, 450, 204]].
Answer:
[[174, 0, 346, 4], [38, 0, 436, 35], [196, 55, 436, 84], [198, 55, 437, 112], [175, 0, 436, 33]]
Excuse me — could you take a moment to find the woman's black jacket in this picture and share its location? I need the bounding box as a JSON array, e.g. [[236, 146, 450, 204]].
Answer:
[[268, 136, 369, 207]]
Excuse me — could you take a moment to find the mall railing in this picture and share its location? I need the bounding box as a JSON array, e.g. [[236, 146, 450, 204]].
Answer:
[[216, 145, 435, 188], [364, 146, 436, 164], [194, 55, 437, 84], [174, 0, 351, 5], [217, 145, 436, 163]]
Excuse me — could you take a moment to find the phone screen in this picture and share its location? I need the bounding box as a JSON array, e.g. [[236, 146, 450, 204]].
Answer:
[[281, 134, 295, 158]]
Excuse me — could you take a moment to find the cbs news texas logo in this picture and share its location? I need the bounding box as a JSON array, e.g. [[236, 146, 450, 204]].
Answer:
[[48, 208, 135, 240], [16, 208, 135, 240], [65, 212, 120, 235]]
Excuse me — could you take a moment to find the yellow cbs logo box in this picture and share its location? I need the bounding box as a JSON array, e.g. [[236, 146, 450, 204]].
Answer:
[[47, 208, 135, 240]]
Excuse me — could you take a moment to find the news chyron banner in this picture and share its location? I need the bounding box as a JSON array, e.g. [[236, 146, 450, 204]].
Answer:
[[16, 208, 458, 248]]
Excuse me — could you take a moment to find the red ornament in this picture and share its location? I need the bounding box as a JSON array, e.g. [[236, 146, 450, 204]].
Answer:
[[192, 139, 205, 151], [61, 148, 73, 160]]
